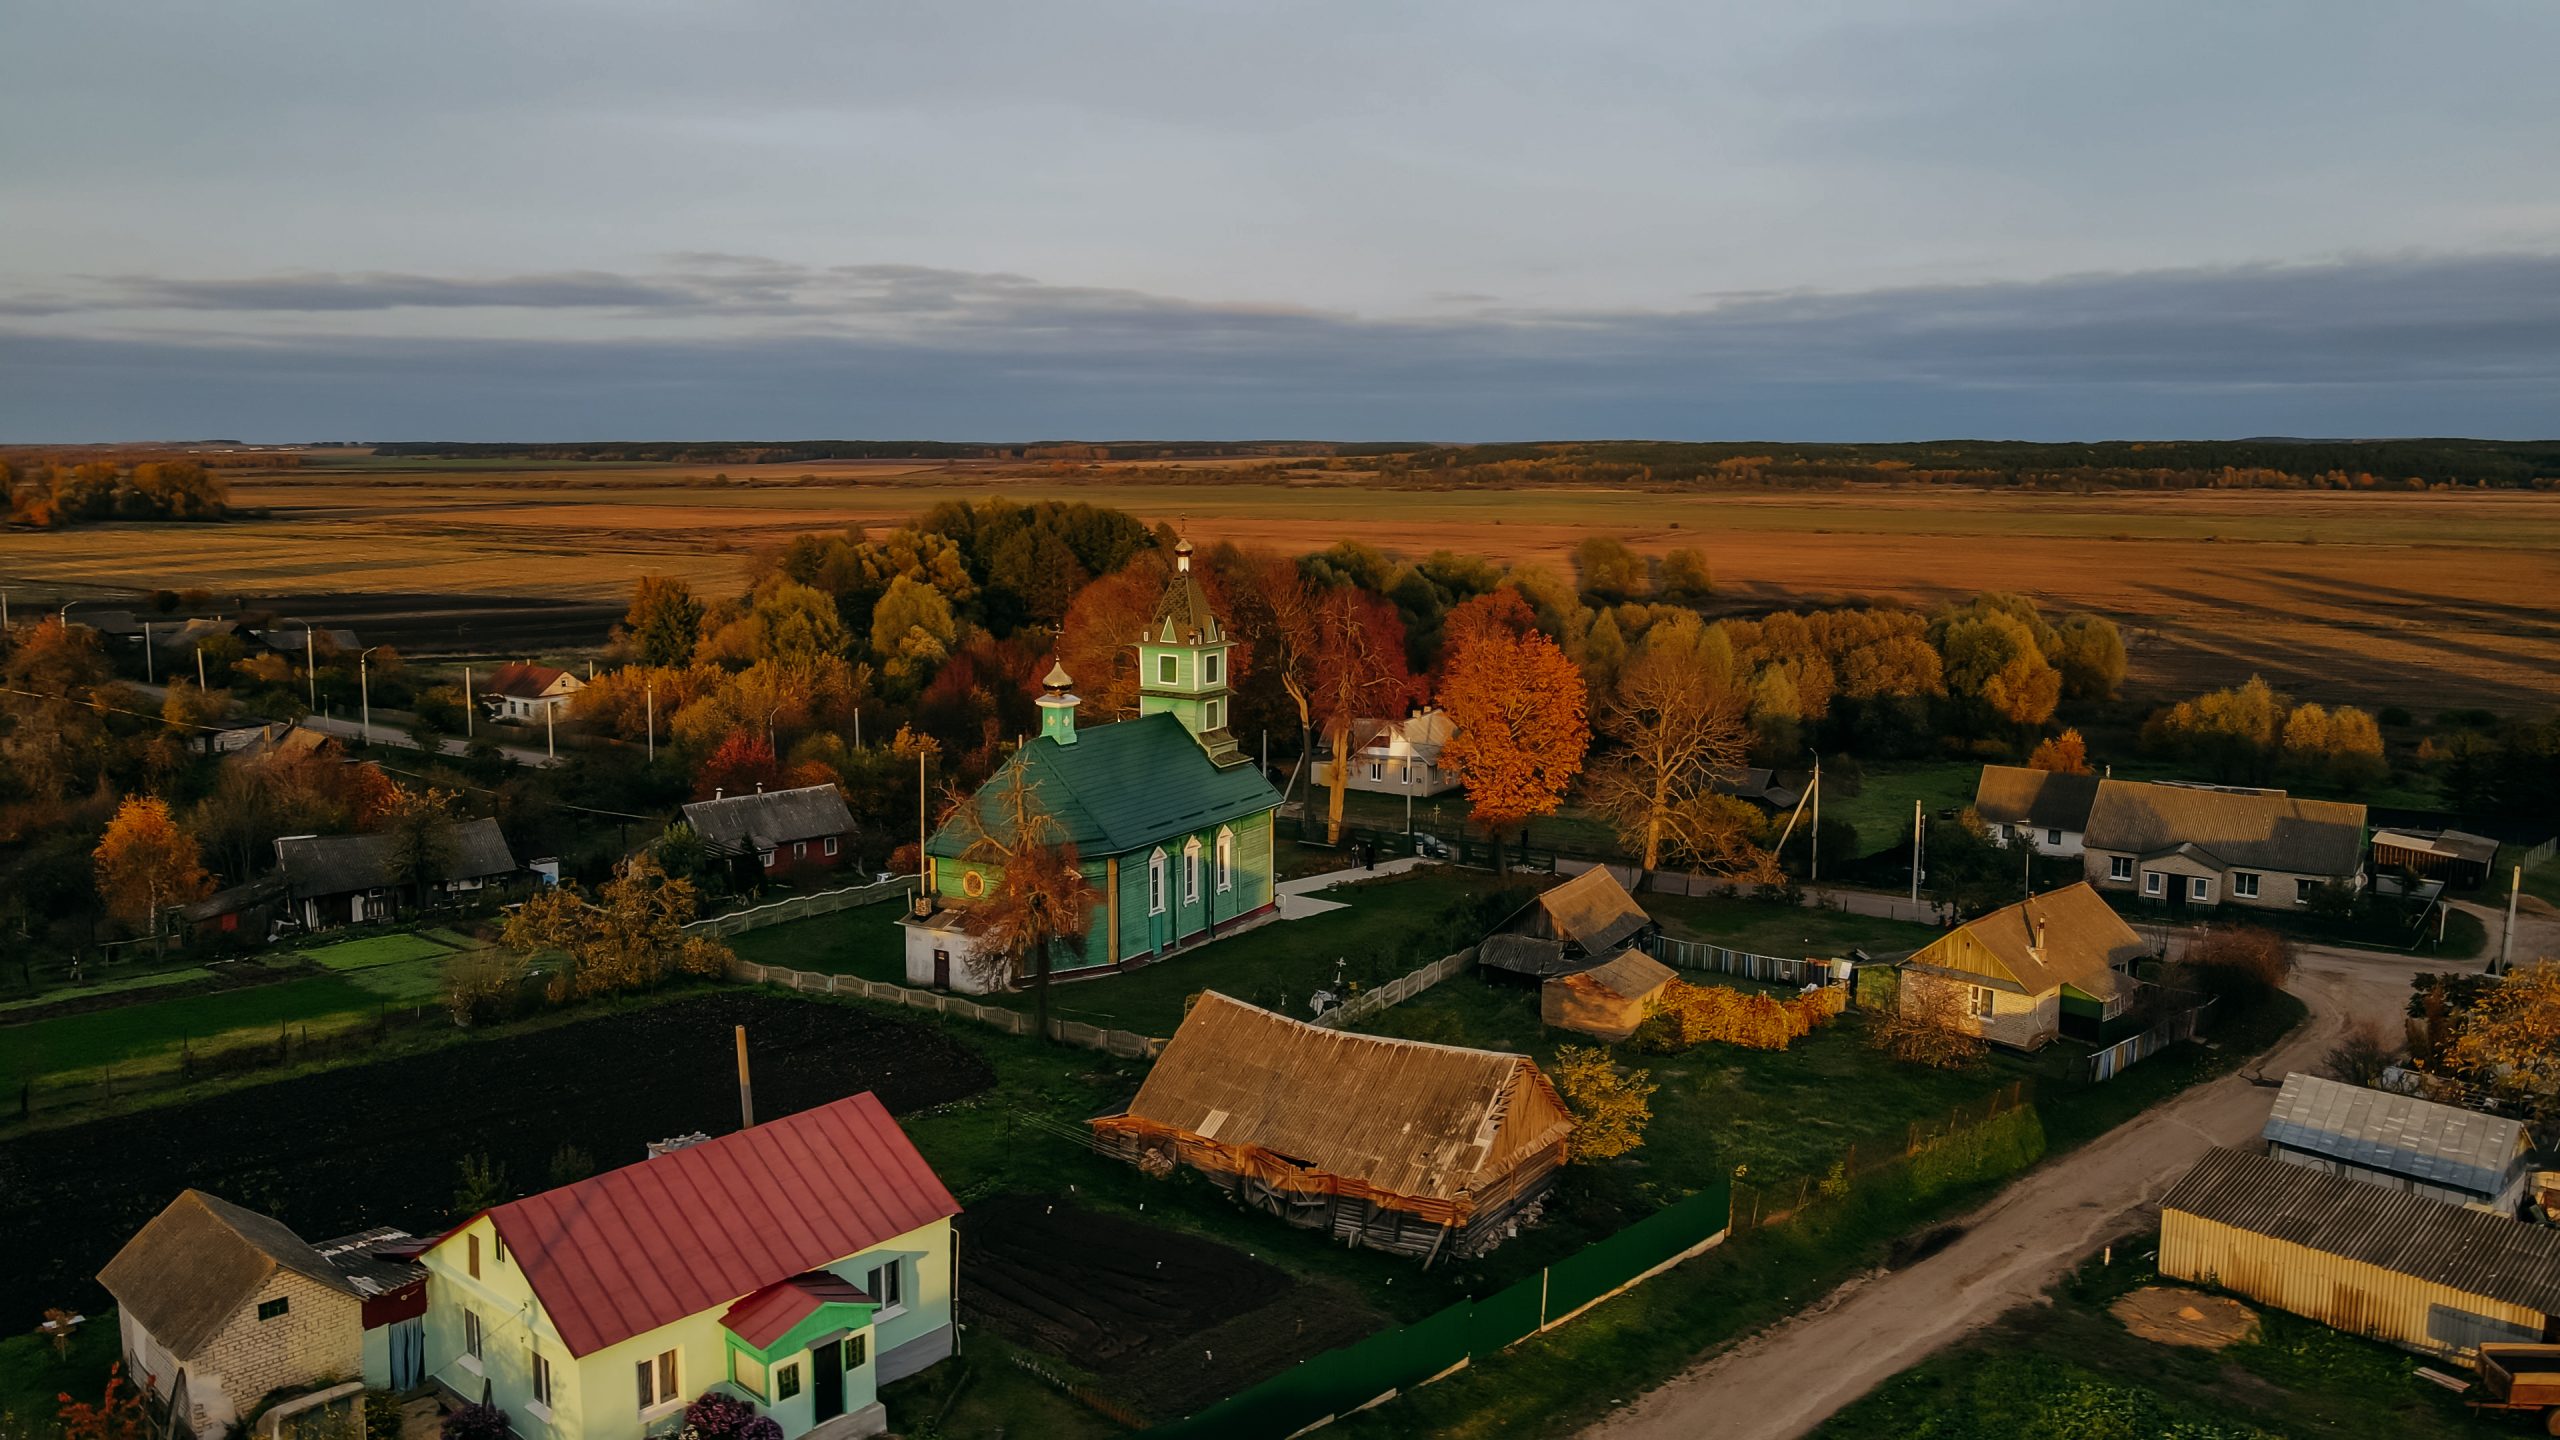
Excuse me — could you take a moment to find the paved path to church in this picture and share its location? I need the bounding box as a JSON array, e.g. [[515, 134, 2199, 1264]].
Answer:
[[1275, 856, 1437, 918], [1583, 941, 2436, 1440]]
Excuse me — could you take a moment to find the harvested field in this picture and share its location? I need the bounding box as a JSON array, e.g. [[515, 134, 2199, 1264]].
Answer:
[[0, 990, 992, 1326], [11, 456, 2558, 707], [957, 1193, 1388, 1420]]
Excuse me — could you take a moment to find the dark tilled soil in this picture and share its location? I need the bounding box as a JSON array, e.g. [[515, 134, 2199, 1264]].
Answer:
[[959, 1194, 1386, 1420], [245, 591, 621, 657], [0, 992, 992, 1326]]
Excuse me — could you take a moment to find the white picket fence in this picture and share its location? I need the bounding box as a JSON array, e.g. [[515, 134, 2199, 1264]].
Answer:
[[1642, 933, 1851, 988], [684, 876, 913, 937], [1311, 949, 1474, 1030], [2516, 837, 2557, 872], [729, 959, 1166, 1059]]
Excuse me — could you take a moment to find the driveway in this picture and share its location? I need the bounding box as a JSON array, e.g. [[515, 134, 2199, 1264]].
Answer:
[[1585, 943, 2438, 1440]]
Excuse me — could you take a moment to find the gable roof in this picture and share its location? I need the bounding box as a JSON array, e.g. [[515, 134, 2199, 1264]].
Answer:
[[682, 784, 855, 852], [2163, 1147, 2560, 1315], [483, 1092, 958, 1358], [2262, 1072, 2530, 1199], [275, 818, 517, 899], [1477, 933, 1576, 979], [483, 661, 577, 700], [2083, 779, 2365, 877], [1556, 949, 1677, 1000], [1124, 993, 1574, 1203], [719, 1272, 872, 1350], [1913, 881, 2145, 997], [1973, 765, 2103, 833], [1520, 868, 1652, 955], [98, 1191, 356, 1358], [925, 712, 1279, 860]]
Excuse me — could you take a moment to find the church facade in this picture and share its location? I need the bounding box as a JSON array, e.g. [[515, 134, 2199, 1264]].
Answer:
[[900, 541, 1284, 993]]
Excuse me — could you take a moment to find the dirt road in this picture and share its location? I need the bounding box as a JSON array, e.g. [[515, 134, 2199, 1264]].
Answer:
[[1586, 944, 2440, 1440]]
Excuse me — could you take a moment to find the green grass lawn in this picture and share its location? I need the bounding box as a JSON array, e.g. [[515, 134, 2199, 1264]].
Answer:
[[727, 900, 910, 981], [0, 975, 385, 1090], [0, 963, 229, 1015], [304, 930, 468, 1002], [1815, 1243, 2506, 1440], [1644, 891, 1941, 958], [1819, 759, 1981, 855], [2521, 856, 2560, 910]]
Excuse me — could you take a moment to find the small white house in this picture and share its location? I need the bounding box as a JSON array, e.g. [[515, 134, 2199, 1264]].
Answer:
[[482, 661, 584, 723], [1312, 708, 1460, 798], [1971, 765, 2101, 858]]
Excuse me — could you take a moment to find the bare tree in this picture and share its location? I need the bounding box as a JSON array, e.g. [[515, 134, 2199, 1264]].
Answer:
[[1583, 646, 1767, 879], [951, 765, 1099, 1042]]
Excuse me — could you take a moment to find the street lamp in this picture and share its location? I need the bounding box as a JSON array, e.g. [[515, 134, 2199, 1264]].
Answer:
[[276, 618, 317, 711], [358, 646, 381, 747]]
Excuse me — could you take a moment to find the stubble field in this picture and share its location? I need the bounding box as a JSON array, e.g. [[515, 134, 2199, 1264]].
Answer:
[[8, 453, 2558, 708]]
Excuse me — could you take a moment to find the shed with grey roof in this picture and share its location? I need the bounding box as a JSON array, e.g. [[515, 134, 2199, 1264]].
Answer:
[[274, 818, 517, 930], [2160, 1147, 2560, 1358], [2262, 1071, 2534, 1212]]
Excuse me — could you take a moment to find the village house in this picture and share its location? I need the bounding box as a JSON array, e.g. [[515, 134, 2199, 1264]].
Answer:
[[681, 783, 859, 880], [1310, 706, 1461, 798], [1971, 764, 2102, 857], [98, 1191, 429, 1438], [2080, 778, 2366, 912], [480, 661, 584, 723], [2369, 827, 2502, 892], [903, 539, 1283, 992], [2261, 1071, 2536, 1213], [1478, 866, 1656, 981], [2161, 1147, 2560, 1359], [274, 818, 518, 929], [1897, 881, 2145, 1051], [1541, 949, 1679, 1041], [421, 1093, 959, 1440], [1092, 992, 1576, 1263]]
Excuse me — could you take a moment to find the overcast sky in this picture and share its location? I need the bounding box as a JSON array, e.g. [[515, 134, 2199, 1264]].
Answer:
[[4, 1, 2556, 441]]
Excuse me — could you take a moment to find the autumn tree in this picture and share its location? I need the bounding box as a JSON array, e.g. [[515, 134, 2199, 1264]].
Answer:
[[1, 618, 113, 799], [2026, 728, 2091, 774], [1932, 601, 2060, 733], [1438, 621, 1589, 866], [870, 575, 960, 690], [1583, 641, 1768, 877], [695, 729, 781, 800], [1653, 547, 1714, 604], [2050, 613, 2127, 707], [1869, 979, 1989, 1070], [1553, 1045, 1654, 1160], [1214, 547, 1322, 791], [1058, 556, 1174, 720], [375, 784, 460, 913], [622, 575, 707, 668], [1572, 536, 1649, 604], [2442, 959, 2560, 1140], [2170, 925, 2295, 1008], [1435, 587, 1540, 671], [947, 764, 1099, 1042], [501, 854, 731, 1001], [92, 796, 211, 932], [2141, 676, 2289, 783], [1306, 587, 1417, 844]]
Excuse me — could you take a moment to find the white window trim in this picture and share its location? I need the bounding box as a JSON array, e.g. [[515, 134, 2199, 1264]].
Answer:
[[524, 1403, 552, 1425], [1183, 838, 1202, 904], [638, 1351, 683, 1418], [2143, 871, 2163, 896], [2109, 855, 2134, 881], [1204, 653, 1221, 684], [1968, 985, 1996, 1018], [865, 1260, 909, 1322], [2233, 871, 2260, 898], [2189, 876, 2210, 901], [1216, 827, 1234, 892], [760, 849, 776, 868], [1158, 654, 1178, 685], [823, 835, 840, 857], [1148, 850, 1167, 915]]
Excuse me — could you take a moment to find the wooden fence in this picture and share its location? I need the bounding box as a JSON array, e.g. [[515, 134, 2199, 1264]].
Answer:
[[2517, 837, 2558, 872], [684, 876, 912, 937], [2085, 996, 2219, 1083], [1641, 934, 1850, 989], [727, 960, 1166, 1059], [1311, 949, 1474, 1030]]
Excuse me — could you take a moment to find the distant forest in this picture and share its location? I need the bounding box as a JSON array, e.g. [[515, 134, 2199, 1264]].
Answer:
[[365, 437, 2560, 489]]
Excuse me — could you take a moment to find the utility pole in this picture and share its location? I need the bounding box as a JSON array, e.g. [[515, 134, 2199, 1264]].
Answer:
[[917, 749, 928, 885], [195, 645, 206, 690], [359, 646, 380, 746], [854, 706, 862, 750], [464, 667, 474, 738], [734, 1026, 755, 1130], [1911, 799, 1923, 905], [645, 680, 656, 762], [545, 701, 555, 760], [2500, 864, 2521, 975], [142, 622, 154, 684], [304, 624, 316, 712], [1809, 753, 1821, 884]]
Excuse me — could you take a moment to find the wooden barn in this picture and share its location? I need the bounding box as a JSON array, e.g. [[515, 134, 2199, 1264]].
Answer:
[[1482, 866, 1656, 981], [1542, 950, 1678, 1041], [1090, 992, 1575, 1263]]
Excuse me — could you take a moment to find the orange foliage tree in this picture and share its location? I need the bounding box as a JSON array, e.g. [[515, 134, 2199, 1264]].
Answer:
[[695, 730, 780, 800], [2026, 728, 2090, 774], [92, 796, 211, 932], [1306, 587, 1417, 844], [1438, 620, 1589, 866], [1058, 556, 1173, 721]]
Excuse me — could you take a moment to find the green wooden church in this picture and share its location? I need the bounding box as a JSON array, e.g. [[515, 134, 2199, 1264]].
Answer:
[[901, 540, 1284, 992]]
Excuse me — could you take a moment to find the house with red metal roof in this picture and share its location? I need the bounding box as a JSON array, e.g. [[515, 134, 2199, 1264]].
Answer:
[[481, 661, 584, 724], [419, 1094, 958, 1440]]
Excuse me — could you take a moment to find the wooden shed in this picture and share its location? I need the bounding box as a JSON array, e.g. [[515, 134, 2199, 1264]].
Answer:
[[1542, 950, 1678, 1041], [2160, 1148, 2560, 1359], [1502, 866, 1654, 956], [1091, 992, 1575, 1263]]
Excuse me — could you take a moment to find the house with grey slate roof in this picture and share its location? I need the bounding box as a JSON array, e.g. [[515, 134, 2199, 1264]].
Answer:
[[2262, 1071, 2535, 1213], [274, 818, 517, 930], [681, 782, 858, 881]]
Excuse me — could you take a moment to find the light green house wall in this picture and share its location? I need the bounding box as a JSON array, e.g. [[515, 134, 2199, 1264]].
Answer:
[[422, 1213, 954, 1440], [927, 811, 1275, 974], [1135, 641, 1233, 738]]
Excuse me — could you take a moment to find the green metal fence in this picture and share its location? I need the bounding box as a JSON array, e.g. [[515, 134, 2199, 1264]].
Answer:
[[1150, 1178, 1732, 1439]]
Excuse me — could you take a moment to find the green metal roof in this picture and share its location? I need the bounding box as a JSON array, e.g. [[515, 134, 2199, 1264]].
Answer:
[[927, 711, 1280, 860]]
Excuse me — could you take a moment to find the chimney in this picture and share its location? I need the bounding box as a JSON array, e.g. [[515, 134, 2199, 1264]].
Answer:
[[714, 787, 724, 800], [755, 781, 765, 794], [2028, 909, 2047, 961], [1037, 660, 1082, 745]]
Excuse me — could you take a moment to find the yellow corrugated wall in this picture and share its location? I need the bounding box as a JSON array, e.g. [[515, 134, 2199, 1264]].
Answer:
[[2160, 1210, 2546, 1358]]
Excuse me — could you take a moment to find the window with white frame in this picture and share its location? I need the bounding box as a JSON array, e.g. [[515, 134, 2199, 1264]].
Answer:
[[2109, 855, 2134, 881], [1158, 654, 1177, 685], [2046, 828, 2063, 846], [1205, 698, 1221, 730], [532, 1353, 554, 1408], [793, 840, 807, 860], [2143, 871, 2163, 896], [2233, 871, 2260, 899], [864, 1259, 906, 1316], [2297, 878, 2323, 905], [462, 1310, 483, 1367], [1967, 985, 1996, 1018], [636, 1350, 679, 1413], [1368, 759, 1384, 781], [1216, 828, 1233, 891], [1205, 653, 1222, 684], [1148, 851, 1166, 914], [760, 849, 776, 869], [2189, 876, 2210, 901], [823, 835, 840, 857], [1183, 838, 1201, 903]]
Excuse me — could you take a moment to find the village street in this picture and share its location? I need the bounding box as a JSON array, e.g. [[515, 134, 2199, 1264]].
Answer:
[[1586, 934, 2477, 1440]]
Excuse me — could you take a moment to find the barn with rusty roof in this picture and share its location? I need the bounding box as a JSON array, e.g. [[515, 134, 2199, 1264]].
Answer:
[[420, 1093, 958, 1440], [1091, 992, 1576, 1264]]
